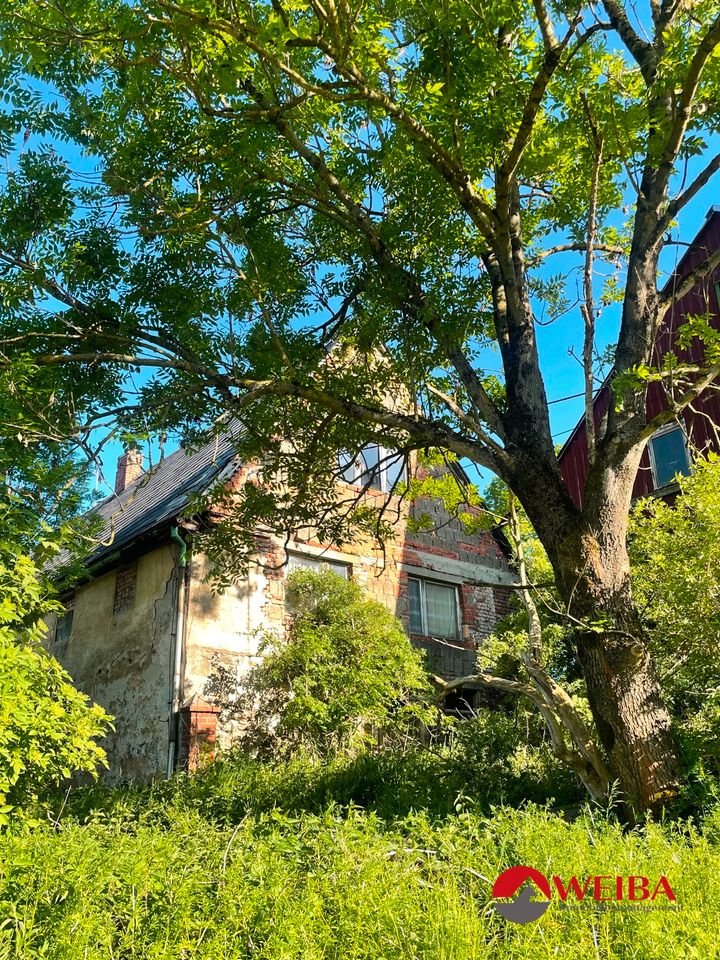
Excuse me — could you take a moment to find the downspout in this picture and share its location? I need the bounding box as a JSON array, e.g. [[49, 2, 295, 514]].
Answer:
[[167, 524, 189, 777]]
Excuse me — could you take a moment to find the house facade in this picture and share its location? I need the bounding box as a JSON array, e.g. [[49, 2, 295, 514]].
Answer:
[[559, 207, 720, 506], [46, 434, 515, 781]]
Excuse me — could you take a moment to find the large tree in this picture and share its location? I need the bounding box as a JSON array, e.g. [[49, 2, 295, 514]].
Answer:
[[2, 0, 720, 812]]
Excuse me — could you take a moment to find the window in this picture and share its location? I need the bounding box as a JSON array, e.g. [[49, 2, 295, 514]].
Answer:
[[408, 577, 460, 639], [648, 426, 691, 489], [55, 601, 74, 644], [339, 444, 406, 493], [113, 564, 138, 614], [287, 553, 350, 579]]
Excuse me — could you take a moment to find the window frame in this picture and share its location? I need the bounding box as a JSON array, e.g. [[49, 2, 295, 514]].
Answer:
[[286, 552, 351, 579], [338, 444, 407, 494], [407, 575, 461, 640], [647, 424, 691, 490]]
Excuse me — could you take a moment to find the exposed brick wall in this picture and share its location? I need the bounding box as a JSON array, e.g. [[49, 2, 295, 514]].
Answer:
[[233, 488, 514, 684], [178, 700, 220, 771], [113, 564, 138, 615], [492, 586, 514, 621], [181, 460, 518, 752]]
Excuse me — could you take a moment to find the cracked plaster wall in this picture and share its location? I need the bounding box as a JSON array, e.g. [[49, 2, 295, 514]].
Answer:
[[46, 544, 177, 781]]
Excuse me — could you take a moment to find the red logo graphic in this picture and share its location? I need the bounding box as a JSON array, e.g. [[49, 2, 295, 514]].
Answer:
[[492, 866, 552, 924], [491, 866, 677, 924]]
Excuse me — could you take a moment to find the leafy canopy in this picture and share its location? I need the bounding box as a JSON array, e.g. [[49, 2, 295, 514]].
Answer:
[[1, 0, 720, 571]]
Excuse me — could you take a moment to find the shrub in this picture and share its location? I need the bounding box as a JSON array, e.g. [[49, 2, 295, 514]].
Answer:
[[629, 454, 720, 799], [0, 549, 111, 826], [235, 570, 436, 754]]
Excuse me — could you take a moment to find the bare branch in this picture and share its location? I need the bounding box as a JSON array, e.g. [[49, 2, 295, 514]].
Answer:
[[580, 101, 604, 465], [532, 241, 624, 261], [663, 150, 720, 228], [658, 243, 720, 312]]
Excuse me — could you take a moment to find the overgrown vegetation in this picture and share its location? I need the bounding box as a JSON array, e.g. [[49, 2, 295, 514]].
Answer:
[[0, 521, 111, 826], [629, 454, 720, 805], [226, 570, 436, 755], [56, 729, 577, 828], [1, 797, 717, 959], [5, 431, 720, 958]]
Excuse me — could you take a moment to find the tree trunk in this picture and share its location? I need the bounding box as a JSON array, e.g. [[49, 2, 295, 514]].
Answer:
[[511, 454, 681, 817], [558, 564, 680, 817]]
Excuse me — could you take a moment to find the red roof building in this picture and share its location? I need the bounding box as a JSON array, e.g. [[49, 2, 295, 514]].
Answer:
[[558, 208, 720, 507]]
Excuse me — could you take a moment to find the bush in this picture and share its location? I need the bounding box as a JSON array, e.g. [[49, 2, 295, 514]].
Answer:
[[234, 570, 436, 754], [0, 549, 111, 826], [629, 454, 720, 800]]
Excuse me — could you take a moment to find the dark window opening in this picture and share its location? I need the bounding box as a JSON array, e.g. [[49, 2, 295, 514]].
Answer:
[[55, 602, 74, 644], [649, 426, 691, 489], [443, 688, 476, 718]]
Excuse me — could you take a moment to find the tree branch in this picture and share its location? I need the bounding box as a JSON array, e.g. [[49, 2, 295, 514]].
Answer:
[[580, 100, 604, 466], [655, 14, 720, 198], [658, 242, 720, 311], [663, 150, 720, 228], [600, 0, 655, 82], [642, 363, 720, 439], [532, 241, 624, 261]]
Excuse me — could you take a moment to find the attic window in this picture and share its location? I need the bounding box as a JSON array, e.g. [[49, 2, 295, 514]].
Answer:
[[338, 444, 406, 493], [648, 426, 691, 489], [55, 600, 74, 644], [113, 564, 138, 614]]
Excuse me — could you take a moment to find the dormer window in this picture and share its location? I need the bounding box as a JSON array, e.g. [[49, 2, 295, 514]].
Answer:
[[648, 425, 691, 489], [339, 444, 406, 493]]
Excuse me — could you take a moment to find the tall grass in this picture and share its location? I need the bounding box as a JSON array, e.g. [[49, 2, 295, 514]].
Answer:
[[1, 800, 718, 959], [57, 733, 580, 828]]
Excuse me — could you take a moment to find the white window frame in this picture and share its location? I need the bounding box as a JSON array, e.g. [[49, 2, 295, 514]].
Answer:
[[647, 424, 691, 490], [286, 552, 351, 579], [338, 444, 407, 494], [407, 575, 461, 640]]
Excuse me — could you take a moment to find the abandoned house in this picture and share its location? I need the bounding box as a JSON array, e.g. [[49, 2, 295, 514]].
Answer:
[[559, 206, 720, 506], [46, 432, 515, 781]]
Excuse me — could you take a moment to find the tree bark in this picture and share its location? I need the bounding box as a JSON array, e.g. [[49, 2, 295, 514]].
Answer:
[[511, 453, 681, 817]]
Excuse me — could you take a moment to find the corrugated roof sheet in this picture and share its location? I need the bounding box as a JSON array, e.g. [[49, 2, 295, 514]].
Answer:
[[59, 427, 242, 571]]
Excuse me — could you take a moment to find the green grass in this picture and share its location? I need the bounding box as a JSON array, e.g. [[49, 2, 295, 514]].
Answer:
[[1, 796, 719, 959], [55, 733, 581, 827]]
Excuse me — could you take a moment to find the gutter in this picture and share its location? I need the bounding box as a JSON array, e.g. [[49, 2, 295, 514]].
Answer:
[[167, 524, 190, 777]]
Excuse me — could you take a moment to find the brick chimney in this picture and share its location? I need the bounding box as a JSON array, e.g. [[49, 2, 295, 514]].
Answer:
[[114, 449, 144, 494]]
